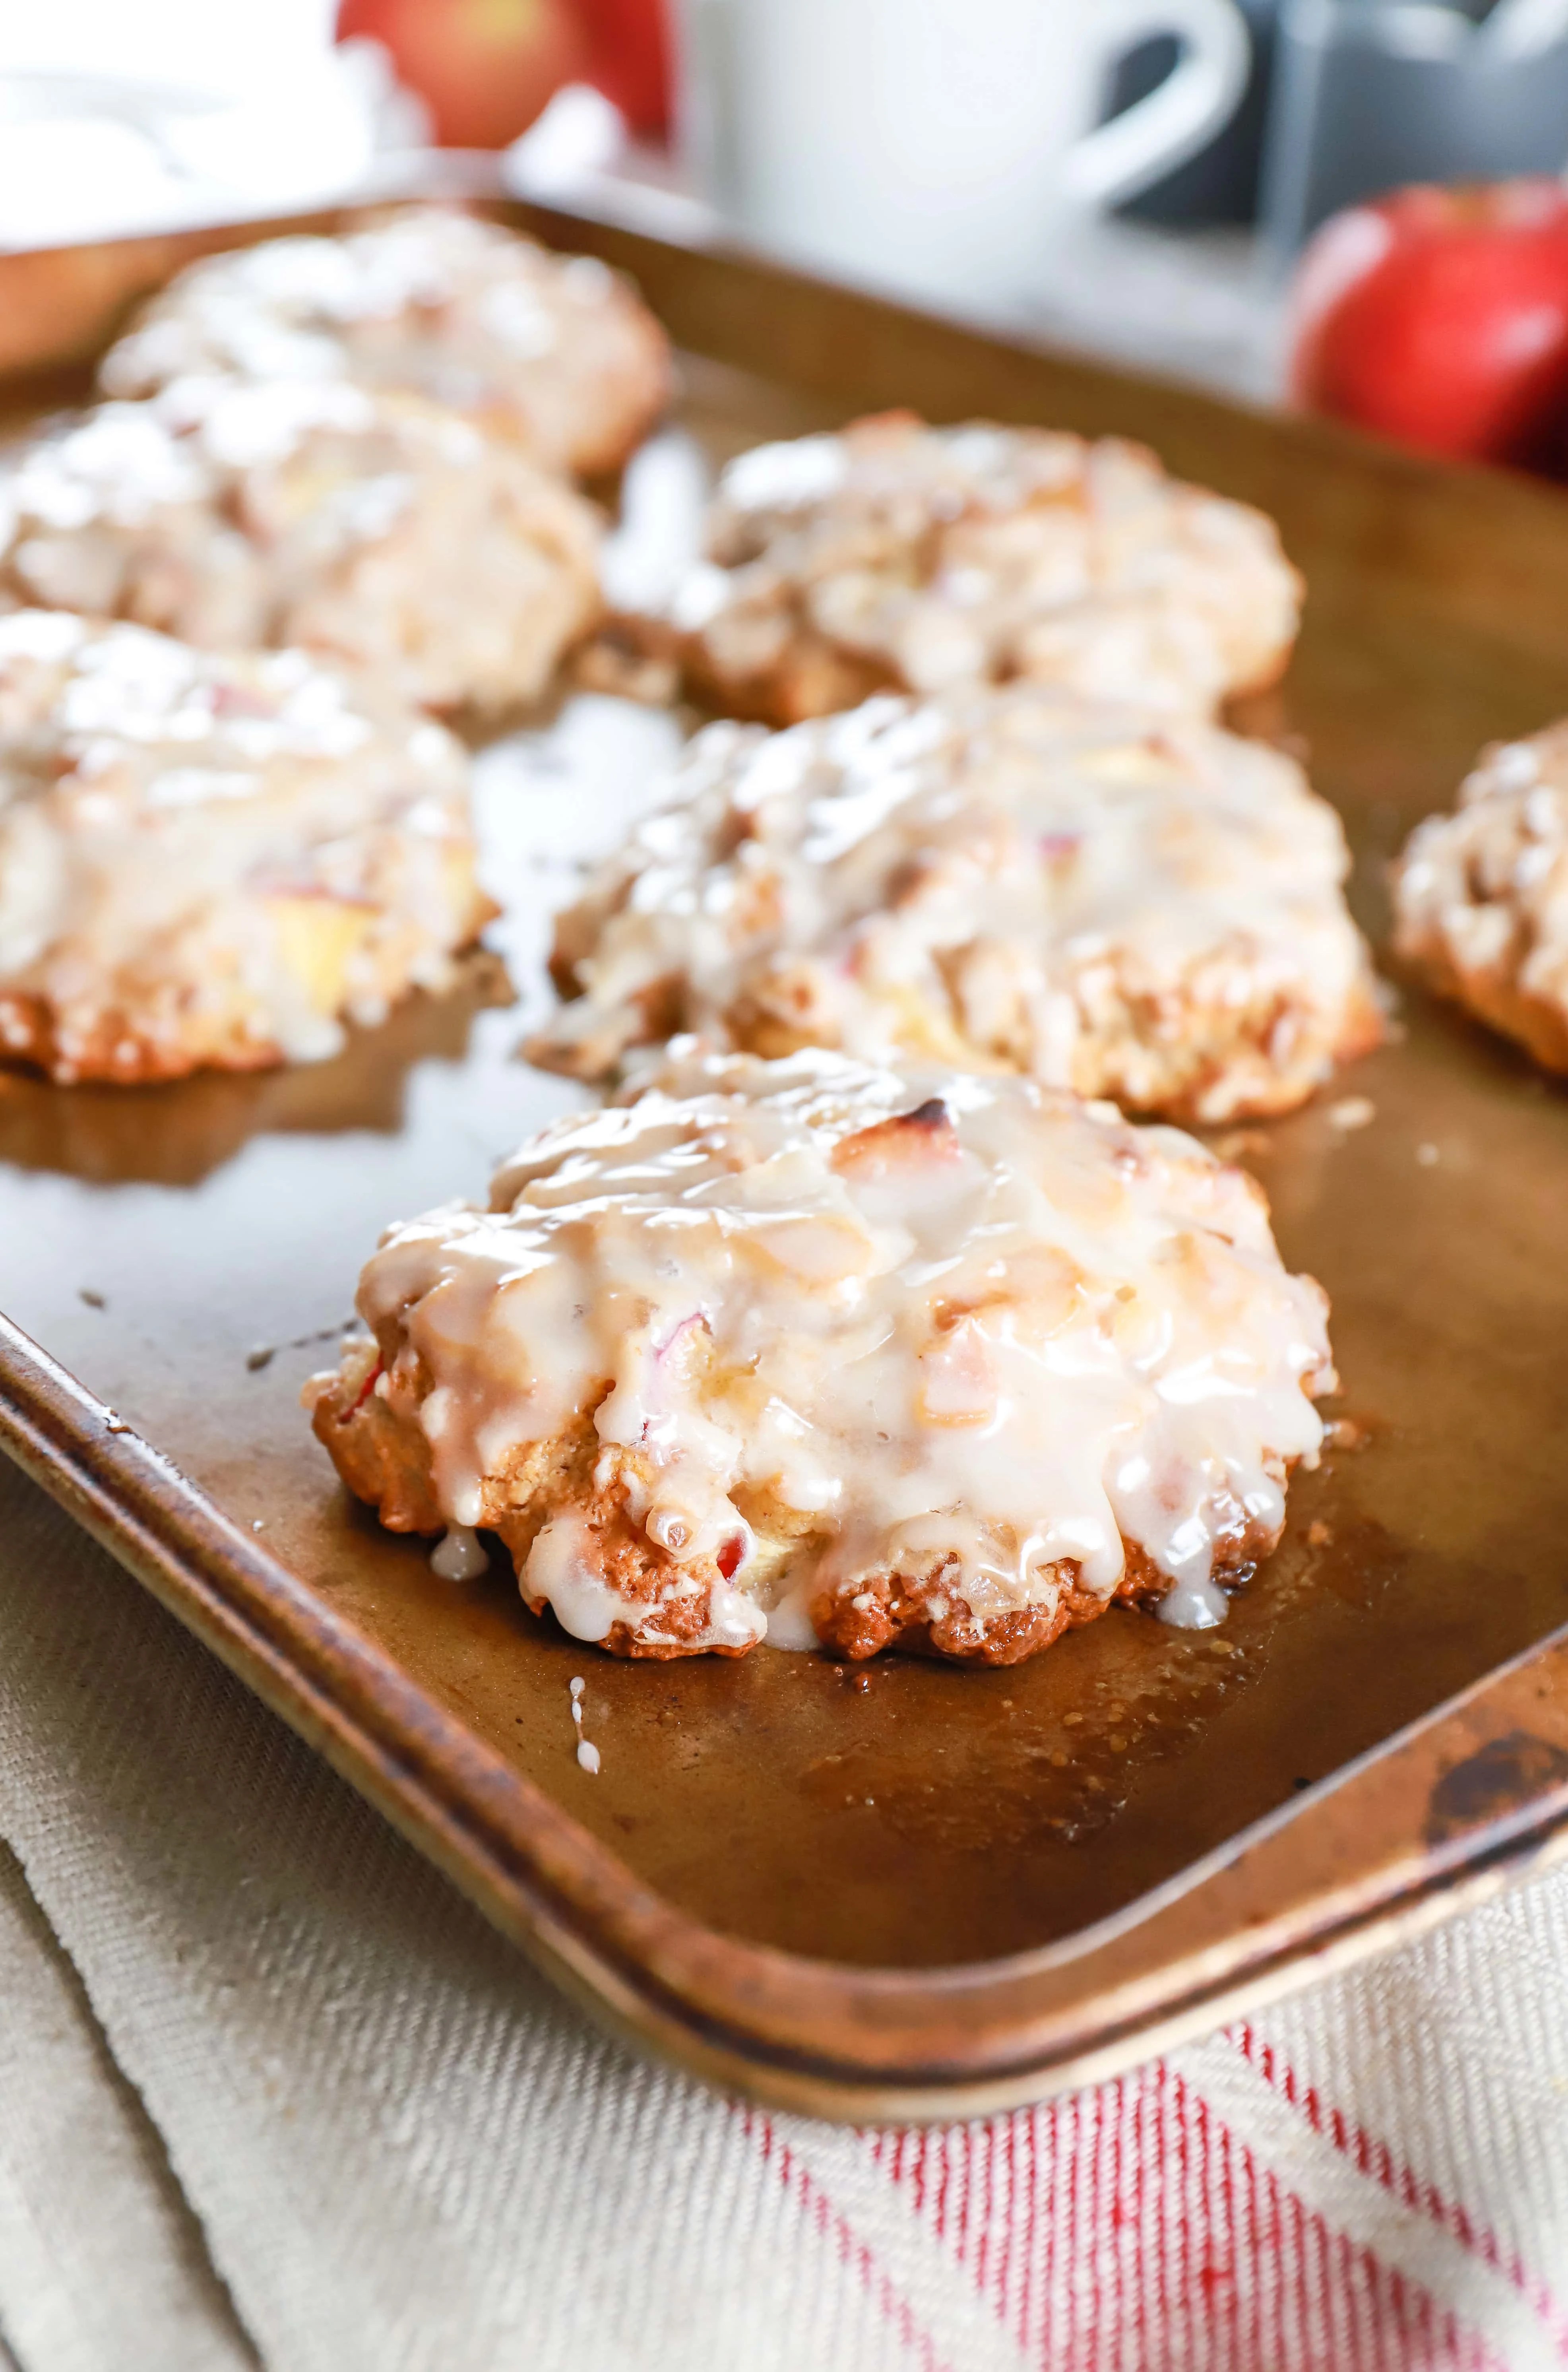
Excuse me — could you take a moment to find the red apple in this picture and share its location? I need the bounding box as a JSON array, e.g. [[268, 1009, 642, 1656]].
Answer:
[[1287, 179, 1568, 473], [337, 0, 589, 149], [574, 0, 671, 138]]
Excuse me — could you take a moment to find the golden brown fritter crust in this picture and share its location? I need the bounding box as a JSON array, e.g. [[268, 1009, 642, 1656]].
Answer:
[[308, 1346, 757, 1660], [806, 1530, 1270, 1664]]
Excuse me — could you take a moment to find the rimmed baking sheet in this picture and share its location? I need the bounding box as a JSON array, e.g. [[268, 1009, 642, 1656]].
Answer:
[[2, 196, 1567, 2113]]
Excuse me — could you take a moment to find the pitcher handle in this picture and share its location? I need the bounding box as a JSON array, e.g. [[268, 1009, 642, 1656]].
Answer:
[[1059, 0, 1252, 210]]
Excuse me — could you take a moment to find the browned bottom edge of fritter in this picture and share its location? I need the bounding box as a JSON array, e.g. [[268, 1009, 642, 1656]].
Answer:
[[1399, 941, 1568, 1079], [308, 1339, 1285, 1668]]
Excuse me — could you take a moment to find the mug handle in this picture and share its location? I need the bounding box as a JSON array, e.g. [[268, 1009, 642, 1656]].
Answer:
[[1058, 0, 1252, 209]]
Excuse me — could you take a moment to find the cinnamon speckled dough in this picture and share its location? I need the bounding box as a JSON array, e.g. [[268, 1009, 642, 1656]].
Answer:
[[306, 1043, 1337, 1664], [99, 206, 671, 478], [628, 411, 1302, 724], [0, 610, 489, 1084], [531, 686, 1383, 1125], [1392, 721, 1568, 1074], [0, 378, 602, 714]]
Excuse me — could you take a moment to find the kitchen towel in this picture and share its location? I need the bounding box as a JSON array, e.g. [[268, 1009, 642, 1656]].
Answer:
[[0, 1449, 1564, 2372]]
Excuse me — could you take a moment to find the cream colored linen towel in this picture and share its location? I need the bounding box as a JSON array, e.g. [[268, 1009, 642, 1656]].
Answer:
[[1, 1451, 1566, 2372]]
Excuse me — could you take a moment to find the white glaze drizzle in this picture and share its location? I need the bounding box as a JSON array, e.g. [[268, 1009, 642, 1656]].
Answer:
[[98, 207, 660, 475], [0, 376, 603, 714], [536, 686, 1375, 1123], [568, 1674, 601, 1773], [666, 415, 1301, 716], [354, 1045, 1335, 1649], [0, 612, 478, 1074]]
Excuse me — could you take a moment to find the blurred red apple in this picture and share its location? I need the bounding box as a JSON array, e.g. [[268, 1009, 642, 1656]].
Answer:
[[574, 0, 669, 138], [337, 0, 588, 149], [1288, 180, 1568, 473]]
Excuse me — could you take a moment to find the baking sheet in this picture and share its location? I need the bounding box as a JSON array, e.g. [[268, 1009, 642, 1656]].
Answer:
[[2, 322, 1567, 1974]]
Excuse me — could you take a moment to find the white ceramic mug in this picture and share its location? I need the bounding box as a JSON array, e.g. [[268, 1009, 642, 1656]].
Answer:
[[678, 0, 1252, 312]]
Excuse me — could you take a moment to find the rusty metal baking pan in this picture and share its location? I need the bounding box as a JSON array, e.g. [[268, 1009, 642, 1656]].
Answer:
[[2, 186, 1568, 2119]]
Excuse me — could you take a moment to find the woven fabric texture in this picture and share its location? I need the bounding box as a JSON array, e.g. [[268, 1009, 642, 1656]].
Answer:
[[0, 1453, 1564, 2372]]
